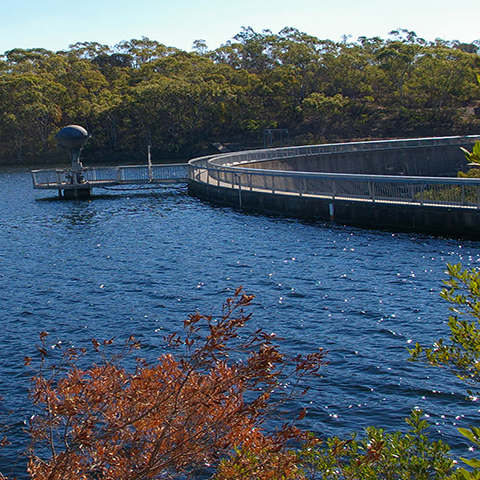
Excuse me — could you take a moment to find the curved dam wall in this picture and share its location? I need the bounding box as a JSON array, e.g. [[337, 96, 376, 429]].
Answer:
[[188, 136, 480, 238], [236, 140, 469, 176], [189, 181, 480, 237]]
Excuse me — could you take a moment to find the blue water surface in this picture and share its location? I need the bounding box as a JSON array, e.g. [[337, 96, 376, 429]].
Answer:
[[1, 167, 480, 477]]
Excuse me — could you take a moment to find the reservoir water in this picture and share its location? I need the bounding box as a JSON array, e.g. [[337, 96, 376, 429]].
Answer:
[[1, 166, 480, 477]]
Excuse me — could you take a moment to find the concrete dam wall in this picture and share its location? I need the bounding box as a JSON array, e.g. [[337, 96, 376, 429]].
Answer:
[[237, 142, 468, 177], [188, 136, 480, 238]]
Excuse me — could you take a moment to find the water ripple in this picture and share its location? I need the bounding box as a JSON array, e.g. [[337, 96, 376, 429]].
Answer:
[[0, 167, 479, 477]]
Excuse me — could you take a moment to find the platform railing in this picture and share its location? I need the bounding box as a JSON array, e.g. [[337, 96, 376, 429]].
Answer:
[[32, 164, 190, 189], [33, 136, 480, 207]]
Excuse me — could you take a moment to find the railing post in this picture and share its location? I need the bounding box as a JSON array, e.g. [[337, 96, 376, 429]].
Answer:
[[461, 184, 466, 206], [236, 174, 242, 207], [332, 180, 336, 200], [369, 181, 375, 203]]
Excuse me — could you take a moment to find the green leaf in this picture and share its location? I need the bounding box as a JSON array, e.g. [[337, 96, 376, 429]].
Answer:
[[461, 456, 480, 469]]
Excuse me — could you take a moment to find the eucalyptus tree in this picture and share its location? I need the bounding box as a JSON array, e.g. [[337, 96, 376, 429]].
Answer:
[[374, 32, 425, 105], [124, 50, 250, 156], [66, 41, 111, 60], [0, 27, 479, 162], [0, 72, 66, 160], [212, 27, 279, 74], [405, 43, 480, 130], [114, 37, 179, 69]]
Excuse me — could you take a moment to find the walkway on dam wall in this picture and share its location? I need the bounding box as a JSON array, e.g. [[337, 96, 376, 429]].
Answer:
[[188, 136, 480, 238]]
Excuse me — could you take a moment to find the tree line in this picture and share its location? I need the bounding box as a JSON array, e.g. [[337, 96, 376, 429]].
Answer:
[[0, 27, 479, 165]]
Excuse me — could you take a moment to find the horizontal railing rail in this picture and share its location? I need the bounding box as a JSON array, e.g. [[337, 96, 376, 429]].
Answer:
[[32, 136, 480, 209], [202, 135, 480, 167]]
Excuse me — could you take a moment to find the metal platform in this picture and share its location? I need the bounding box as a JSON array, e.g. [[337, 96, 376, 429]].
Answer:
[[32, 164, 190, 197]]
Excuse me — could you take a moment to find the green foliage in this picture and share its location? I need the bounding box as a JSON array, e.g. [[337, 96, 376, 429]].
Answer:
[[410, 263, 480, 478], [300, 92, 349, 137], [409, 263, 480, 389], [461, 142, 480, 166], [0, 28, 479, 162], [297, 409, 453, 480], [454, 425, 480, 479], [458, 169, 480, 179], [215, 409, 455, 479], [420, 145, 480, 205]]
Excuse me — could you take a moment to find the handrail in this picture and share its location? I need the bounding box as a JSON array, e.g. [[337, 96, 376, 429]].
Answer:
[[192, 164, 480, 185], [194, 135, 480, 168], [188, 136, 480, 209]]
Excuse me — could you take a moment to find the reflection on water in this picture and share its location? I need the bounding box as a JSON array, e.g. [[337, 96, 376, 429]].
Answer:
[[1, 167, 480, 477], [59, 203, 100, 227]]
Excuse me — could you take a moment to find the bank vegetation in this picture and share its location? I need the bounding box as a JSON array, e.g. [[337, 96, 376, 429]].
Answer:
[[0, 27, 479, 165]]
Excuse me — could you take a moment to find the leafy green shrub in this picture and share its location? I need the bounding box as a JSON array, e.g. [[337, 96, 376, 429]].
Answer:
[[461, 141, 480, 166], [410, 263, 480, 479]]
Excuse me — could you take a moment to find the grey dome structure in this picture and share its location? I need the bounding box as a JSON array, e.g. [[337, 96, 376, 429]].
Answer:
[[55, 125, 89, 150], [55, 125, 90, 171]]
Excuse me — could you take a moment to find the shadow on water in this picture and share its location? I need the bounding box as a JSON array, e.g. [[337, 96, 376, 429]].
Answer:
[[35, 183, 189, 202], [34, 185, 190, 227]]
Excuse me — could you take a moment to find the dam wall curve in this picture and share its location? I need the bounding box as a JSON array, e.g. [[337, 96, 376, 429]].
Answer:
[[188, 136, 480, 238]]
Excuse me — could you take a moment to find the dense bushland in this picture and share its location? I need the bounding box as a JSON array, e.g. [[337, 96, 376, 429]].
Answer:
[[0, 27, 479, 164]]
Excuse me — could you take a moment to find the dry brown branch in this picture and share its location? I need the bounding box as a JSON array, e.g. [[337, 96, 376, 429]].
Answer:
[[27, 289, 327, 480]]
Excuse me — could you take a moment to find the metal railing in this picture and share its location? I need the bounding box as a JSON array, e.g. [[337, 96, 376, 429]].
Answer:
[[32, 164, 190, 189], [188, 136, 480, 209], [202, 135, 480, 167], [190, 165, 480, 208]]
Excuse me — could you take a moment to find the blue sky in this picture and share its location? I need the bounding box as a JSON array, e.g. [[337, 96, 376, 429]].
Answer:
[[1, 0, 479, 54]]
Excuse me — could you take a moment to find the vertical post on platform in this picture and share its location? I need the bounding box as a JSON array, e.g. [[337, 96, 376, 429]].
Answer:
[[147, 145, 153, 182]]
